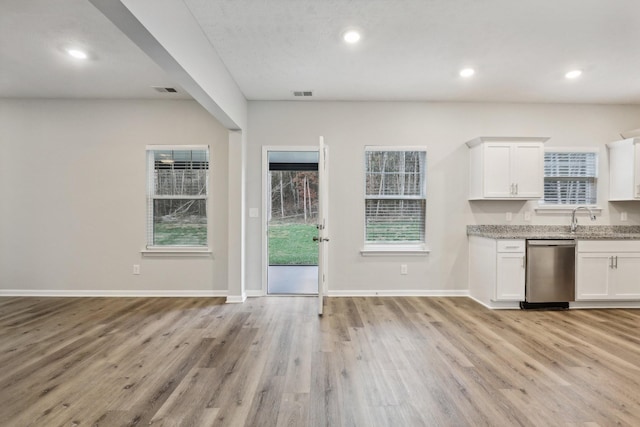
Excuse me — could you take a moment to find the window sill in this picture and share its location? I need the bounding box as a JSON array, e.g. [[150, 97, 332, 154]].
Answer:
[[141, 247, 213, 257], [360, 245, 430, 256], [535, 205, 602, 214]]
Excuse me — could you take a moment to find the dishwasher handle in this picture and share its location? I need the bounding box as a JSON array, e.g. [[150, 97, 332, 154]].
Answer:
[[527, 240, 576, 246]]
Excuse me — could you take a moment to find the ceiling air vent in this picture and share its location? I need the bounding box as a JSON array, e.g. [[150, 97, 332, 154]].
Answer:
[[293, 91, 313, 97], [152, 86, 178, 93]]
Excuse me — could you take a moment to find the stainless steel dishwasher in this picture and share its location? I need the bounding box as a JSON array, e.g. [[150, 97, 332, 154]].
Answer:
[[521, 240, 576, 309]]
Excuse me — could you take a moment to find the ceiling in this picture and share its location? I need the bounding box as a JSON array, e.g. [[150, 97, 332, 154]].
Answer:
[[0, 0, 189, 99], [2, 0, 640, 104]]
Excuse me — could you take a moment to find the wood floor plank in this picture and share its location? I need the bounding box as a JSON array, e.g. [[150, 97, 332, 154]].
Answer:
[[275, 393, 309, 427], [1, 296, 640, 426], [149, 367, 221, 426]]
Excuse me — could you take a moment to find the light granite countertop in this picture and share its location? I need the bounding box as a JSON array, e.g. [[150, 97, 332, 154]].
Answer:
[[467, 225, 640, 240]]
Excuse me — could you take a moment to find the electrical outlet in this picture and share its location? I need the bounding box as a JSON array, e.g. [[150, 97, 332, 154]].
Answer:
[[524, 211, 531, 221], [400, 264, 408, 275], [621, 211, 628, 221], [133, 264, 140, 275], [506, 212, 513, 221]]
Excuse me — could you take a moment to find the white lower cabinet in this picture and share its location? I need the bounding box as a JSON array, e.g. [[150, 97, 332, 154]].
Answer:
[[470, 237, 640, 308], [468, 237, 525, 307], [576, 241, 640, 300], [496, 252, 525, 301]]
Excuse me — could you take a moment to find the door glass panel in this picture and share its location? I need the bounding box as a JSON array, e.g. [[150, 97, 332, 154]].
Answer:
[[267, 167, 319, 294]]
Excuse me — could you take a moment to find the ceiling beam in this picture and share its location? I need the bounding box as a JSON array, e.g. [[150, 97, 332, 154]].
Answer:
[[90, 0, 247, 131]]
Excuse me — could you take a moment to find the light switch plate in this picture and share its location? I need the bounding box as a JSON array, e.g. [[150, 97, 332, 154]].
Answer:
[[524, 211, 531, 221], [621, 211, 628, 221], [249, 208, 259, 218], [506, 212, 513, 221]]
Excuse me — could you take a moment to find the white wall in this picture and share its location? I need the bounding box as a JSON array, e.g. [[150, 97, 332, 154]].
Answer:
[[2, 99, 639, 296], [0, 99, 229, 295], [247, 101, 640, 295]]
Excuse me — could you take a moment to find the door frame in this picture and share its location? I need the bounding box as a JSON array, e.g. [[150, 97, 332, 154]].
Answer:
[[261, 146, 320, 296]]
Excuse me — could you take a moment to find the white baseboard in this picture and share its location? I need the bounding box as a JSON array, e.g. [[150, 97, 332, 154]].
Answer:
[[245, 290, 264, 297], [570, 301, 640, 309], [226, 293, 247, 303], [0, 289, 228, 298], [327, 289, 470, 297], [4, 289, 635, 310], [468, 295, 640, 310], [467, 295, 520, 310]]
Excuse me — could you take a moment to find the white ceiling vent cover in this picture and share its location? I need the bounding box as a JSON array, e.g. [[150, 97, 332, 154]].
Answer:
[[152, 86, 178, 93], [293, 91, 313, 97]]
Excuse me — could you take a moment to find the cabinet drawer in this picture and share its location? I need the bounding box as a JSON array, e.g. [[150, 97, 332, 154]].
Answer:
[[497, 240, 525, 253], [578, 240, 640, 253]]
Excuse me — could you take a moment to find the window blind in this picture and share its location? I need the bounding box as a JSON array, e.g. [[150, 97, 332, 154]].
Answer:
[[543, 152, 597, 205], [365, 199, 426, 242]]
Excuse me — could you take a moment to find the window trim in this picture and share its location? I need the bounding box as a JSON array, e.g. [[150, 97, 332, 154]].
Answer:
[[362, 146, 429, 254], [145, 145, 211, 253], [141, 247, 213, 257], [360, 245, 430, 256], [537, 147, 600, 211], [535, 205, 602, 215]]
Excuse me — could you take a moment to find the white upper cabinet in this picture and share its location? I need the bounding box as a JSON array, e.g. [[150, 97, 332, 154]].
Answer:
[[467, 137, 548, 200], [607, 138, 640, 201]]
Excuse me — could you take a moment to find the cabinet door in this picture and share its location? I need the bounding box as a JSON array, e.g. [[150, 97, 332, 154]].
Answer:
[[612, 253, 640, 299], [634, 145, 640, 198], [576, 253, 612, 300], [512, 144, 544, 198], [608, 139, 640, 200], [483, 144, 513, 198], [496, 253, 525, 301]]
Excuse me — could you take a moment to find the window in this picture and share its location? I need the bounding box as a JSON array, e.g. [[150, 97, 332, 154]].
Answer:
[[364, 148, 427, 247], [146, 146, 209, 248], [542, 150, 597, 206]]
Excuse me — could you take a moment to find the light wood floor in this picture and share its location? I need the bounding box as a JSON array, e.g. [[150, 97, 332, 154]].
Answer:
[[1, 296, 639, 426]]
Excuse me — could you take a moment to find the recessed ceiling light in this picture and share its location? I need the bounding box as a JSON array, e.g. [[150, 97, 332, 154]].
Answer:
[[67, 49, 88, 60], [459, 68, 475, 78], [565, 70, 582, 79], [343, 30, 361, 44]]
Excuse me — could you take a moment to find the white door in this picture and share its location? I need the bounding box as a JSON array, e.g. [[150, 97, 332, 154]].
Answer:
[[317, 137, 329, 315]]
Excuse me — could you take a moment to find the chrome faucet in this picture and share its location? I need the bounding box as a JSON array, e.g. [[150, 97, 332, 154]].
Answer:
[[570, 206, 596, 232]]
